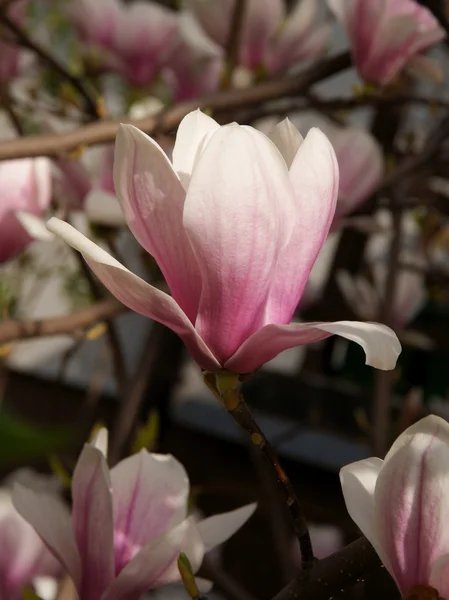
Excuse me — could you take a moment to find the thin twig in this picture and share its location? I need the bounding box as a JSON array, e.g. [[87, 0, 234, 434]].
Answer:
[[0, 299, 125, 344], [371, 206, 403, 456], [0, 13, 99, 119], [0, 52, 351, 160], [204, 374, 314, 570], [222, 0, 247, 89]]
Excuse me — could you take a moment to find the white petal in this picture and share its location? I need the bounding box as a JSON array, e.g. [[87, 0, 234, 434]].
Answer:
[[268, 118, 303, 169], [15, 213, 54, 241], [197, 503, 257, 553]]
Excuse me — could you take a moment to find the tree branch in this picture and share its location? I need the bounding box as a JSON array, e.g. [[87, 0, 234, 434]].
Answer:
[[0, 52, 351, 160], [0, 299, 125, 345]]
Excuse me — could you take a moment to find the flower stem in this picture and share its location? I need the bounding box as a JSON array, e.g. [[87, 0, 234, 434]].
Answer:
[[204, 372, 315, 570]]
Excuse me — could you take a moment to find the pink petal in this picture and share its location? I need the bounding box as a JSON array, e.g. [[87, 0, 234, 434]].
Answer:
[[430, 554, 449, 599], [197, 503, 257, 552], [110, 451, 189, 574], [114, 124, 202, 321], [268, 118, 303, 169], [102, 517, 204, 600], [266, 127, 339, 323], [239, 0, 284, 69], [184, 0, 233, 47], [72, 445, 114, 600], [183, 124, 296, 364], [374, 415, 449, 593], [172, 109, 220, 189], [12, 484, 81, 587], [225, 320, 401, 373], [46, 218, 220, 371]]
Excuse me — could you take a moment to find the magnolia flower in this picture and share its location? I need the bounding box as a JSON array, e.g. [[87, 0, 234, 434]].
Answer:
[[47, 110, 401, 374], [340, 415, 449, 598], [71, 0, 178, 86], [289, 113, 384, 222], [328, 0, 446, 85], [13, 429, 256, 600], [162, 11, 223, 101], [186, 0, 331, 75], [0, 470, 60, 600], [0, 158, 52, 264]]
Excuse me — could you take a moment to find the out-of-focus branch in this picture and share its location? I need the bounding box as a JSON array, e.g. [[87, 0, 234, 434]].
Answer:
[[222, 0, 247, 88], [0, 299, 125, 344], [0, 51, 351, 160], [0, 13, 100, 119]]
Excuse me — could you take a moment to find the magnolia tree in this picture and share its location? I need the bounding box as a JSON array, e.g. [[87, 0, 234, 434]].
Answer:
[[0, 0, 449, 600]]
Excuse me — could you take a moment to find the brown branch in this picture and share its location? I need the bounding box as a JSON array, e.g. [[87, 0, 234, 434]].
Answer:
[[0, 13, 100, 119], [222, 0, 247, 89], [0, 299, 125, 345], [205, 374, 315, 570], [0, 52, 351, 160]]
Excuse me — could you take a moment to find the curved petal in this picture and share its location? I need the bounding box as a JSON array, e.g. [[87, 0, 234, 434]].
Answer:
[[15, 212, 54, 242], [172, 110, 220, 189], [183, 124, 295, 363], [266, 128, 339, 324], [268, 118, 303, 169], [102, 517, 204, 600], [374, 416, 449, 592], [12, 484, 81, 587], [110, 451, 189, 574], [72, 445, 114, 600], [340, 458, 388, 565], [46, 218, 220, 371], [430, 553, 449, 599], [114, 124, 202, 320], [197, 503, 257, 553], [225, 320, 401, 374]]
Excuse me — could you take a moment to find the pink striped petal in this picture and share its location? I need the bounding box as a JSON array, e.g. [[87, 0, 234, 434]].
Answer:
[[102, 517, 204, 600], [12, 484, 81, 587], [197, 503, 257, 552], [72, 445, 114, 600], [46, 218, 220, 371], [172, 110, 220, 189], [374, 416, 449, 593], [225, 320, 401, 373], [114, 124, 202, 320], [110, 451, 189, 574], [266, 128, 338, 323], [183, 124, 296, 364]]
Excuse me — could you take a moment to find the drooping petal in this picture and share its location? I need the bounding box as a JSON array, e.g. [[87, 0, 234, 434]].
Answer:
[[72, 444, 114, 600], [225, 320, 401, 374], [374, 415, 449, 593], [339, 458, 390, 569], [172, 109, 220, 189], [114, 124, 202, 320], [268, 118, 303, 169], [12, 485, 81, 587], [102, 517, 204, 600], [265, 127, 339, 323], [183, 124, 296, 363], [46, 218, 220, 371], [110, 451, 189, 574], [197, 503, 257, 553]]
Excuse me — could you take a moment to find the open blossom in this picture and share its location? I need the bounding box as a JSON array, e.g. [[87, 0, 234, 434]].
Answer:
[[0, 158, 52, 264], [13, 430, 255, 600], [0, 470, 60, 600], [186, 0, 331, 75], [70, 0, 178, 86], [328, 0, 445, 85], [289, 113, 384, 222], [47, 110, 401, 374], [340, 415, 449, 598]]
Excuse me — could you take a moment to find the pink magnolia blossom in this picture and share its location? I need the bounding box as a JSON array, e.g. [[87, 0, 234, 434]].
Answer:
[[47, 110, 401, 374], [0, 0, 29, 82], [0, 471, 60, 600], [328, 0, 446, 85], [13, 430, 256, 600], [186, 0, 331, 74], [71, 0, 178, 86], [288, 113, 384, 221], [0, 158, 52, 264], [340, 415, 449, 597]]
